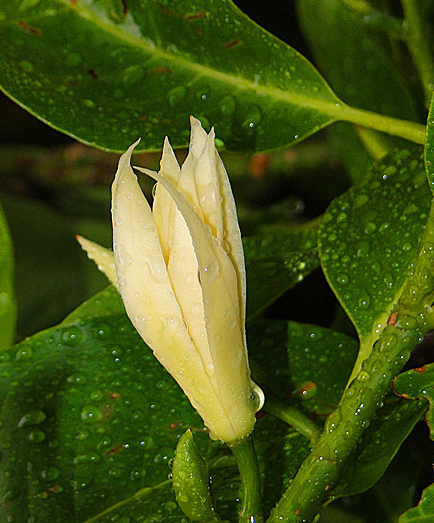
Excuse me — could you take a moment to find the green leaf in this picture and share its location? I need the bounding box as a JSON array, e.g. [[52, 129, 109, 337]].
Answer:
[[0, 286, 319, 522], [244, 226, 319, 320], [0, 0, 343, 152], [424, 93, 434, 194], [1, 193, 110, 338], [319, 147, 432, 380], [393, 363, 434, 439], [295, 0, 417, 119], [0, 198, 16, 350], [334, 398, 426, 498], [398, 483, 434, 523], [249, 321, 359, 416]]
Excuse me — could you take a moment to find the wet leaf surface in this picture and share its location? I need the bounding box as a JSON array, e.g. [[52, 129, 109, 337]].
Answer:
[[0, 0, 342, 152], [319, 147, 432, 377]]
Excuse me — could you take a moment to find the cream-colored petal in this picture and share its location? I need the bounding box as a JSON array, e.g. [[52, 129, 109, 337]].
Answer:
[[215, 149, 247, 327], [192, 128, 224, 242], [112, 142, 190, 356], [76, 235, 117, 287], [153, 137, 180, 262], [137, 167, 257, 442]]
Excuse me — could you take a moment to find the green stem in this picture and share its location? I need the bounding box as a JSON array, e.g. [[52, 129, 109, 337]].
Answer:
[[264, 395, 319, 440], [266, 320, 421, 523], [230, 436, 263, 523], [402, 0, 434, 106], [338, 103, 426, 144]]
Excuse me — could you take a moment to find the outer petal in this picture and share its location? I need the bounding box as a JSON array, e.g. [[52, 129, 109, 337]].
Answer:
[[134, 165, 258, 442], [215, 148, 247, 326], [76, 235, 117, 287], [112, 142, 191, 361]]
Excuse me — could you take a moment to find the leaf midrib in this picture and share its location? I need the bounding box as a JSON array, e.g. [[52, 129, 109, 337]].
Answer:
[[15, 0, 342, 119]]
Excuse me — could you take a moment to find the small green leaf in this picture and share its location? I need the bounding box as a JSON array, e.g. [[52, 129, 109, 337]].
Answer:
[[0, 0, 343, 152], [0, 199, 16, 350], [393, 363, 434, 439], [244, 226, 319, 320], [398, 483, 434, 523], [172, 430, 221, 522], [319, 147, 432, 380]]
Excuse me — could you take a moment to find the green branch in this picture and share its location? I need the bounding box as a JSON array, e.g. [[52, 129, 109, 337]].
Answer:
[[264, 394, 319, 440], [338, 103, 426, 144], [266, 320, 421, 523]]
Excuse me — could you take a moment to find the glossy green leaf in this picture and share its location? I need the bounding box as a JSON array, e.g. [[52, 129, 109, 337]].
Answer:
[[393, 363, 434, 439], [319, 147, 432, 380], [249, 320, 428, 501], [424, 92, 434, 194], [244, 226, 319, 320], [295, 0, 417, 119], [248, 321, 359, 417], [398, 483, 434, 523], [1, 193, 109, 338], [334, 398, 426, 498], [0, 0, 344, 152], [0, 285, 322, 522], [0, 198, 16, 350]]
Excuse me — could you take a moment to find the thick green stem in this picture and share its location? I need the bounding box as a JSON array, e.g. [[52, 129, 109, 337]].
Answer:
[[265, 395, 319, 440], [266, 320, 421, 523], [402, 0, 434, 106], [230, 435, 263, 523]]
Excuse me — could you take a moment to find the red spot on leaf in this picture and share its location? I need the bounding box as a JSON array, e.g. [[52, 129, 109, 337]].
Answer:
[[186, 11, 209, 20], [18, 20, 41, 35], [87, 69, 99, 79], [151, 67, 172, 75], [295, 509, 301, 516], [224, 39, 241, 49], [168, 422, 179, 430], [387, 312, 397, 326], [414, 365, 427, 373], [110, 392, 120, 399], [106, 445, 122, 456], [299, 381, 317, 396]]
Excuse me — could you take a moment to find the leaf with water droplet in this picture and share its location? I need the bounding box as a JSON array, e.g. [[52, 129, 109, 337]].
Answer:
[[1, 0, 355, 152], [244, 226, 319, 320], [0, 200, 16, 350], [394, 363, 434, 440], [319, 147, 433, 382]]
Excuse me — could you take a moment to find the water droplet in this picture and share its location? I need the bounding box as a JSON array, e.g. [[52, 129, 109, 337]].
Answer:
[[15, 347, 33, 360], [81, 405, 103, 424], [123, 65, 144, 86], [336, 274, 348, 285], [357, 292, 370, 308], [81, 98, 95, 108], [242, 104, 261, 129], [19, 60, 33, 72], [17, 409, 46, 428], [28, 429, 46, 443], [41, 466, 60, 481], [61, 325, 83, 346], [3, 487, 20, 501], [364, 222, 376, 235]]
